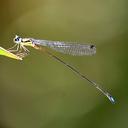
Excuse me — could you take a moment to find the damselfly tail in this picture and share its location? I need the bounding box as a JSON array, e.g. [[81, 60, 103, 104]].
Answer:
[[46, 51, 115, 104]]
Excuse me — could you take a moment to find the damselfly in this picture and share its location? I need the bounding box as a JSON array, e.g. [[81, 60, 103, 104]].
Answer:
[[9, 35, 115, 103]]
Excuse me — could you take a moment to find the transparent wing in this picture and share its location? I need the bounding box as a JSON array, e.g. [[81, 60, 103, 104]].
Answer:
[[31, 39, 96, 56]]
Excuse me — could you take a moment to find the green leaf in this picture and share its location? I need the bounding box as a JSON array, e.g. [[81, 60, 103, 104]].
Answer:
[[0, 46, 22, 60]]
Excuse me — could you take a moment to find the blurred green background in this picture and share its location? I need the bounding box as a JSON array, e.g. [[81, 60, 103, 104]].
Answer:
[[0, 0, 127, 128]]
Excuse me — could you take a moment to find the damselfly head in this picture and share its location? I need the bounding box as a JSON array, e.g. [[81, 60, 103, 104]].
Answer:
[[13, 35, 22, 44]]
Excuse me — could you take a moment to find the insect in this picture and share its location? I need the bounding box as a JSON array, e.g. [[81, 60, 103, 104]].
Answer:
[[8, 35, 115, 103]]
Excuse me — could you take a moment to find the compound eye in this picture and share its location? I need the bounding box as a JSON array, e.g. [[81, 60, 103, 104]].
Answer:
[[15, 37, 20, 42], [15, 38, 18, 41]]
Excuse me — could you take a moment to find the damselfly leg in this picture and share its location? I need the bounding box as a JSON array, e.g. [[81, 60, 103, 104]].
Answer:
[[16, 45, 30, 58], [8, 43, 19, 52], [8, 43, 29, 58]]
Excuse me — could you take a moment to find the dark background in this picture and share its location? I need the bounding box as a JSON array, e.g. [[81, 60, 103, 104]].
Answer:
[[0, 0, 127, 128]]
